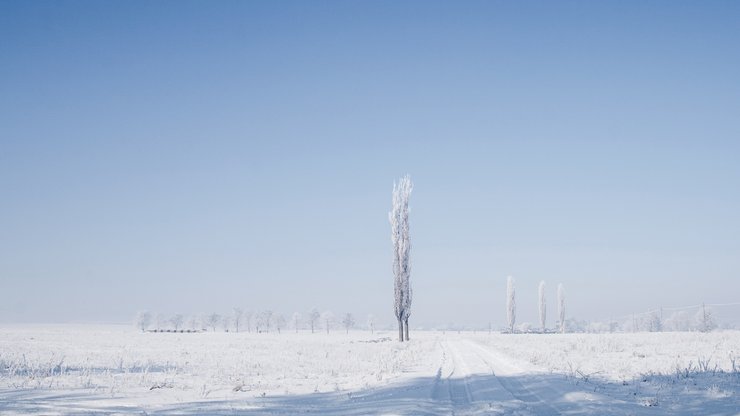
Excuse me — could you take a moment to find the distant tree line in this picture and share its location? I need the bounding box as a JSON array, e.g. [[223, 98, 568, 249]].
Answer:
[[134, 309, 372, 334]]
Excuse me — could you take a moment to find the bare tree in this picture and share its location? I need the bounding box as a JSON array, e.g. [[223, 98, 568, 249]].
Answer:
[[155, 313, 167, 331], [233, 308, 243, 333], [170, 314, 184, 331], [557, 283, 565, 333], [292, 312, 301, 333], [341, 313, 355, 334], [244, 310, 254, 333], [538, 280, 546, 333], [506, 276, 516, 333], [390, 175, 413, 342], [221, 316, 231, 332], [696, 303, 716, 332], [188, 315, 200, 331], [366, 314, 375, 334], [647, 310, 662, 332], [135, 311, 152, 332], [205, 313, 221, 332], [666, 310, 690, 331], [264, 310, 273, 332], [275, 313, 286, 334], [321, 310, 335, 334], [256, 310, 273, 333], [308, 308, 320, 333]]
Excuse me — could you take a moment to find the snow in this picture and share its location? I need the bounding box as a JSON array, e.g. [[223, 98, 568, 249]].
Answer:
[[1, 324, 737, 415]]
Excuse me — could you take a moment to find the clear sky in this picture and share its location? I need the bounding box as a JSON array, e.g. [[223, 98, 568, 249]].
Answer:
[[1, 1, 739, 328]]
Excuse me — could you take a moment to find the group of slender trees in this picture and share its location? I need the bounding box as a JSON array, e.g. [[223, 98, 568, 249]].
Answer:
[[506, 276, 567, 334]]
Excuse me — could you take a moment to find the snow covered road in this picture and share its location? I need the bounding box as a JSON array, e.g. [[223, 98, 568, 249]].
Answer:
[[387, 338, 674, 416], [219, 338, 680, 415]]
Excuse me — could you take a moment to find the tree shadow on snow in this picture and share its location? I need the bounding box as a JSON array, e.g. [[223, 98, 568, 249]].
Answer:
[[0, 372, 737, 415]]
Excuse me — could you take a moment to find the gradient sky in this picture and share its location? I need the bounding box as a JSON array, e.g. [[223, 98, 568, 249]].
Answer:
[[2, 1, 739, 327]]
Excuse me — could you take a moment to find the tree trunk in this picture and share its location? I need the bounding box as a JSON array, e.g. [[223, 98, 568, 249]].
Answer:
[[404, 318, 410, 341], [397, 318, 404, 342]]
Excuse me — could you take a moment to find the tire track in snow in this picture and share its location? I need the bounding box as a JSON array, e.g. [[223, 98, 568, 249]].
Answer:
[[465, 339, 672, 416], [444, 340, 474, 412], [431, 339, 480, 414], [431, 339, 453, 403], [464, 340, 560, 415], [431, 339, 533, 415]]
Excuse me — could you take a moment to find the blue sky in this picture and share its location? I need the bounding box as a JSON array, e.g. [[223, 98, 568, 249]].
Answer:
[[1, 1, 739, 327]]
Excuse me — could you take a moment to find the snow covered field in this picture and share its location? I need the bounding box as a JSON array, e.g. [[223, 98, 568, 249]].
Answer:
[[0, 325, 737, 415]]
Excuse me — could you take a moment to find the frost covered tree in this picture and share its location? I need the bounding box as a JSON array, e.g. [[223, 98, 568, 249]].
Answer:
[[135, 311, 152, 332], [233, 308, 243, 333], [538, 281, 546, 333], [322, 310, 335, 334], [666, 311, 690, 332], [646, 310, 662, 332], [257, 310, 273, 333], [170, 314, 184, 331], [390, 175, 413, 342], [205, 313, 221, 332], [222, 316, 232, 332], [308, 308, 320, 333], [367, 314, 375, 334], [292, 312, 301, 333], [506, 276, 516, 333], [155, 313, 167, 331], [557, 283, 565, 333], [275, 313, 286, 334], [188, 315, 200, 331], [696, 303, 716, 332], [341, 313, 355, 334], [255, 312, 264, 333], [244, 310, 254, 333]]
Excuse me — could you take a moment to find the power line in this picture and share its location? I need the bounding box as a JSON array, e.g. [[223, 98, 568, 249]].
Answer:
[[594, 302, 740, 324]]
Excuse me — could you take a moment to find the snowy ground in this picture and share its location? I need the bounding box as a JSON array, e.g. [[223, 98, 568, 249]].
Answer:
[[0, 325, 737, 415]]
